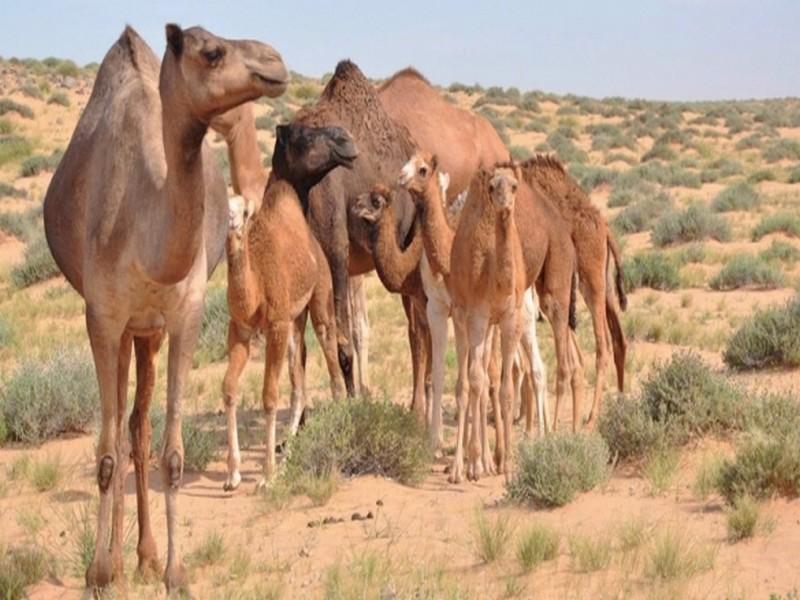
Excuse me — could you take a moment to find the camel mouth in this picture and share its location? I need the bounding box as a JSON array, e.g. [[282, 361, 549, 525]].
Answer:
[[335, 149, 358, 169], [253, 72, 289, 94]]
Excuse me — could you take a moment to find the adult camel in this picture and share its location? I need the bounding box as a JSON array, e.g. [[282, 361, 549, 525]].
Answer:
[[42, 25, 287, 593]]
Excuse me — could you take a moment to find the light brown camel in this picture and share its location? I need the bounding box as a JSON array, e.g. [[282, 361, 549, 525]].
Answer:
[[518, 155, 627, 427], [378, 67, 509, 200], [42, 25, 288, 593], [223, 124, 353, 490], [448, 166, 527, 482]]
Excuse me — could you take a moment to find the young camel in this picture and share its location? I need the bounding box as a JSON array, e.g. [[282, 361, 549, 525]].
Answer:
[[448, 166, 527, 482], [222, 124, 354, 491], [396, 152, 548, 454], [42, 25, 287, 593]]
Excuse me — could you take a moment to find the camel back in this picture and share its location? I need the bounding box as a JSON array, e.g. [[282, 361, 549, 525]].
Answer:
[[516, 155, 602, 223]]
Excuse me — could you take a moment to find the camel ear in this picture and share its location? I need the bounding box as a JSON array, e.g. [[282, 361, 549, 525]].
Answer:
[[430, 154, 438, 172], [165, 24, 184, 56]]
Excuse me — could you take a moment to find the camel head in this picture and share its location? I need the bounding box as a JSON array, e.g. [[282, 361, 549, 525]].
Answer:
[[272, 123, 359, 188], [227, 194, 255, 245], [161, 24, 289, 121], [489, 167, 520, 217], [398, 151, 439, 203], [351, 184, 393, 224]]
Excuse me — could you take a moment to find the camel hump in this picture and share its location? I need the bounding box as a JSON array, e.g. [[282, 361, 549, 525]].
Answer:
[[379, 67, 431, 91], [332, 59, 365, 81]]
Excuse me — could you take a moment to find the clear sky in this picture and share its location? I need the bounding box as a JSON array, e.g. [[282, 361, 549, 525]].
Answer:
[[0, 0, 797, 101]]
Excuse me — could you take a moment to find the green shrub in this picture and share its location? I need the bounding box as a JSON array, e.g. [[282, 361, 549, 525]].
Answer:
[[195, 287, 229, 365], [763, 139, 800, 163], [507, 432, 609, 507], [150, 407, 218, 472], [472, 511, 513, 563], [723, 296, 800, 370], [55, 60, 80, 77], [748, 169, 776, 183], [10, 234, 60, 288], [707, 157, 743, 178], [641, 351, 741, 439], [1, 348, 97, 445], [516, 524, 560, 571], [742, 393, 800, 438], [509, 145, 531, 161], [598, 394, 664, 460], [712, 182, 760, 212], [0, 182, 25, 198], [546, 131, 587, 164], [0, 98, 34, 119], [19, 149, 63, 177], [0, 545, 51, 600], [726, 495, 762, 541], [587, 123, 635, 151], [569, 164, 617, 192], [645, 529, 715, 580], [643, 446, 680, 495], [282, 397, 431, 485], [19, 84, 43, 100], [568, 534, 612, 572], [752, 212, 800, 240], [622, 251, 680, 291], [735, 133, 763, 151], [788, 166, 800, 184], [761, 240, 800, 265], [0, 206, 41, 241], [0, 117, 12, 134], [716, 431, 800, 503], [0, 135, 33, 166], [641, 143, 676, 162], [651, 202, 731, 247], [612, 191, 673, 235], [607, 178, 659, 209], [47, 91, 70, 107], [709, 254, 785, 291]]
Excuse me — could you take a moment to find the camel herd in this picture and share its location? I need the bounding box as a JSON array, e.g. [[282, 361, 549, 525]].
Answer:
[[41, 24, 627, 595]]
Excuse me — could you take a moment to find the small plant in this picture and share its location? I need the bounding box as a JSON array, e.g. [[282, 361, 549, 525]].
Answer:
[[294, 471, 338, 506], [47, 91, 70, 107], [195, 287, 230, 365], [616, 518, 648, 553], [623, 251, 680, 291], [188, 531, 226, 567], [761, 240, 800, 265], [509, 145, 531, 161], [515, 523, 559, 571], [10, 233, 61, 288], [19, 149, 63, 177], [643, 446, 680, 496], [0, 181, 25, 198], [709, 254, 785, 291], [29, 455, 62, 492], [597, 394, 664, 460], [723, 296, 800, 370], [651, 202, 731, 247], [472, 510, 514, 563], [0, 98, 35, 119], [0, 544, 51, 600], [748, 168, 777, 183], [712, 182, 760, 212], [692, 453, 725, 501], [612, 192, 673, 234], [645, 529, 715, 580], [726, 495, 762, 541], [752, 212, 800, 241], [0, 135, 34, 167], [568, 533, 612, 572], [763, 138, 800, 163], [150, 407, 218, 472], [507, 432, 609, 507]]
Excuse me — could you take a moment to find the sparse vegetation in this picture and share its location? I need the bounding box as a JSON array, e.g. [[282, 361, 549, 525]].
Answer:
[[0, 98, 35, 119], [611, 191, 673, 234], [645, 529, 715, 580], [472, 510, 514, 563], [752, 212, 800, 240], [47, 91, 70, 107], [643, 446, 680, 495], [188, 530, 226, 568], [623, 251, 680, 291], [0, 544, 51, 600], [516, 523, 560, 571], [651, 202, 731, 247], [712, 182, 760, 212], [0, 135, 33, 166], [724, 296, 800, 370], [10, 233, 60, 288], [150, 406, 218, 472], [195, 286, 230, 365], [19, 149, 63, 177], [709, 254, 785, 291], [568, 533, 612, 572], [726, 495, 762, 541], [761, 239, 800, 265]]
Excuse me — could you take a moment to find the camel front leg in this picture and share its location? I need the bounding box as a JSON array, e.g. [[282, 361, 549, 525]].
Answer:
[[310, 281, 347, 401], [129, 332, 164, 580], [110, 332, 132, 581], [403, 296, 428, 424], [482, 326, 499, 477], [349, 274, 370, 396], [466, 312, 489, 482], [450, 309, 469, 484], [84, 306, 126, 592], [583, 283, 610, 429], [426, 298, 449, 452], [161, 304, 203, 595], [519, 290, 549, 435], [222, 320, 251, 491], [288, 312, 308, 435], [258, 321, 291, 489], [499, 310, 523, 482]]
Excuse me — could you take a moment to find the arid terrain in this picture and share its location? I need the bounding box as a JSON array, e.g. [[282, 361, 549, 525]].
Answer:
[[1, 56, 799, 599]]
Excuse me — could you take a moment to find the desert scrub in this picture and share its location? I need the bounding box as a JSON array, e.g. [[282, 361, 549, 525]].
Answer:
[[598, 394, 664, 460], [0, 206, 41, 241], [0, 135, 34, 167], [472, 510, 513, 563], [692, 453, 726, 501], [569, 164, 617, 192], [19, 149, 63, 177], [611, 192, 672, 234], [716, 430, 800, 503], [568, 533, 612, 572], [788, 165, 800, 184], [622, 251, 680, 291], [0, 98, 35, 119], [607, 177, 659, 208], [752, 212, 800, 241], [761, 239, 800, 265], [47, 91, 70, 107], [645, 529, 715, 580], [282, 397, 431, 485], [195, 286, 230, 365], [643, 446, 680, 495], [150, 407, 218, 472], [507, 432, 609, 507], [516, 523, 559, 571], [0, 182, 25, 198], [188, 531, 226, 568], [762, 138, 800, 163], [723, 296, 800, 370], [641, 351, 741, 439], [651, 202, 731, 247], [711, 182, 760, 212], [709, 254, 785, 291], [254, 114, 275, 131], [0, 544, 51, 600], [726, 495, 765, 541], [545, 130, 587, 164], [748, 168, 777, 183], [1, 347, 97, 444], [10, 233, 60, 288], [509, 144, 531, 161]]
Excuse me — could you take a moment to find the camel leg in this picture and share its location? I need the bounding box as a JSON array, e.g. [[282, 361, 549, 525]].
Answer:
[[466, 312, 489, 482], [310, 284, 347, 400], [481, 327, 499, 476], [221, 321, 251, 491], [110, 331, 132, 583], [403, 296, 427, 424], [330, 244, 356, 397], [161, 302, 203, 595], [84, 307, 125, 591], [606, 301, 627, 393], [499, 310, 522, 482], [569, 328, 586, 430], [582, 279, 611, 429], [519, 290, 548, 435], [541, 292, 576, 433], [257, 321, 290, 490], [426, 298, 448, 452], [349, 274, 370, 396], [288, 312, 308, 435], [129, 332, 164, 580], [450, 308, 469, 484]]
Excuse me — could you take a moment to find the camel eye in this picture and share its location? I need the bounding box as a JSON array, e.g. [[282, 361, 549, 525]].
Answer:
[[512, 184, 518, 193], [203, 47, 224, 64], [371, 195, 382, 209], [419, 166, 428, 177]]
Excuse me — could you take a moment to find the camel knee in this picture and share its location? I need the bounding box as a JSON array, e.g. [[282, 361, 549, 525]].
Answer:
[[160, 450, 182, 490], [97, 455, 115, 493]]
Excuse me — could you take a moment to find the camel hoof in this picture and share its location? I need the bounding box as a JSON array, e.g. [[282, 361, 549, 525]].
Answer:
[[86, 548, 113, 591], [275, 440, 288, 455], [136, 556, 162, 584], [164, 563, 191, 598], [223, 471, 241, 492]]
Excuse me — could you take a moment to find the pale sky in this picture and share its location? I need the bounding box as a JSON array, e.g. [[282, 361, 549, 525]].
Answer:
[[0, 0, 797, 101]]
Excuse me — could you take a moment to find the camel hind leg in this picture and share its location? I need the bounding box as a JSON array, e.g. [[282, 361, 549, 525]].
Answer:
[[257, 321, 291, 490], [349, 274, 370, 396], [581, 270, 612, 429], [221, 321, 251, 492], [287, 313, 308, 435], [309, 276, 347, 400]]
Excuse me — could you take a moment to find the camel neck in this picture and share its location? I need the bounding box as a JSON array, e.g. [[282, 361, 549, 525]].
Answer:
[[225, 231, 258, 320], [493, 211, 518, 297], [416, 179, 453, 278], [220, 105, 268, 206], [371, 206, 422, 293]]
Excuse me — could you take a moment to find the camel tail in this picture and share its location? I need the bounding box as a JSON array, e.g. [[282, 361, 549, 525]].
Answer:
[[608, 235, 627, 311], [568, 271, 578, 331]]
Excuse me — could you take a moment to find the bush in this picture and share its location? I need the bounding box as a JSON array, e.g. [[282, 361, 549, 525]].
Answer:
[[282, 397, 431, 485], [150, 407, 218, 472], [712, 182, 760, 212], [0, 545, 51, 600], [546, 131, 588, 164], [10, 234, 60, 288], [509, 144, 531, 161], [194, 287, 229, 365], [612, 191, 672, 234], [1, 348, 97, 445], [788, 166, 800, 184], [651, 203, 731, 247], [716, 431, 800, 503], [0, 135, 33, 167], [622, 251, 680, 291], [641, 143, 676, 163], [748, 169, 776, 183], [763, 139, 800, 163], [641, 351, 741, 439], [709, 254, 785, 291], [761, 240, 800, 265], [569, 164, 617, 192], [598, 394, 664, 460], [0, 182, 25, 198], [723, 296, 800, 370], [727, 496, 762, 541], [607, 178, 659, 208], [645, 529, 715, 580], [47, 91, 70, 107], [516, 524, 559, 571], [19, 149, 62, 177], [507, 432, 609, 507], [752, 212, 800, 241], [19, 84, 43, 100], [472, 511, 513, 563], [0, 117, 12, 134], [568, 534, 612, 572], [707, 157, 743, 178], [0, 206, 41, 242], [0, 98, 34, 119]]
